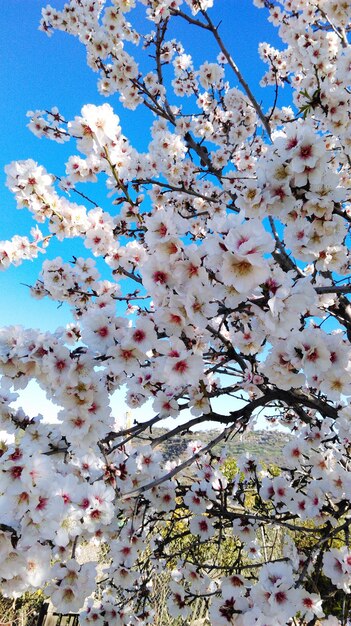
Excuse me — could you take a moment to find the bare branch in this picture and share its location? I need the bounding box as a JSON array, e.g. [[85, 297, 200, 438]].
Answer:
[[200, 10, 272, 138]]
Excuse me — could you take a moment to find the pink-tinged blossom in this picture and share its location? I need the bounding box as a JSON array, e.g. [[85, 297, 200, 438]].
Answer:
[[167, 581, 191, 620], [189, 515, 215, 541], [323, 547, 351, 592], [152, 391, 179, 418], [296, 590, 324, 622], [164, 352, 203, 388]]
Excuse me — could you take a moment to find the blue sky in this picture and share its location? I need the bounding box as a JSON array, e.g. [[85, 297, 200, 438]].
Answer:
[[0, 0, 284, 331]]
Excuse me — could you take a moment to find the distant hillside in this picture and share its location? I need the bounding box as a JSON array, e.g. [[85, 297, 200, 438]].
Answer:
[[152, 427, 291, 466]]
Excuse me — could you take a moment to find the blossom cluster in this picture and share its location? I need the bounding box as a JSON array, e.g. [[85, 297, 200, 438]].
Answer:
[[1, 0, 351, 624]]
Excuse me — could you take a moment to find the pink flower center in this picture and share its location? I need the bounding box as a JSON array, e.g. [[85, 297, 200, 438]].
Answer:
[[133, 329, 146, 343], [299, 145, 313, 159], [173, 360, 188, 373], [98, 326, 109, 337], [275, 591, 287, 605], [153, 271, 168, 284]]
